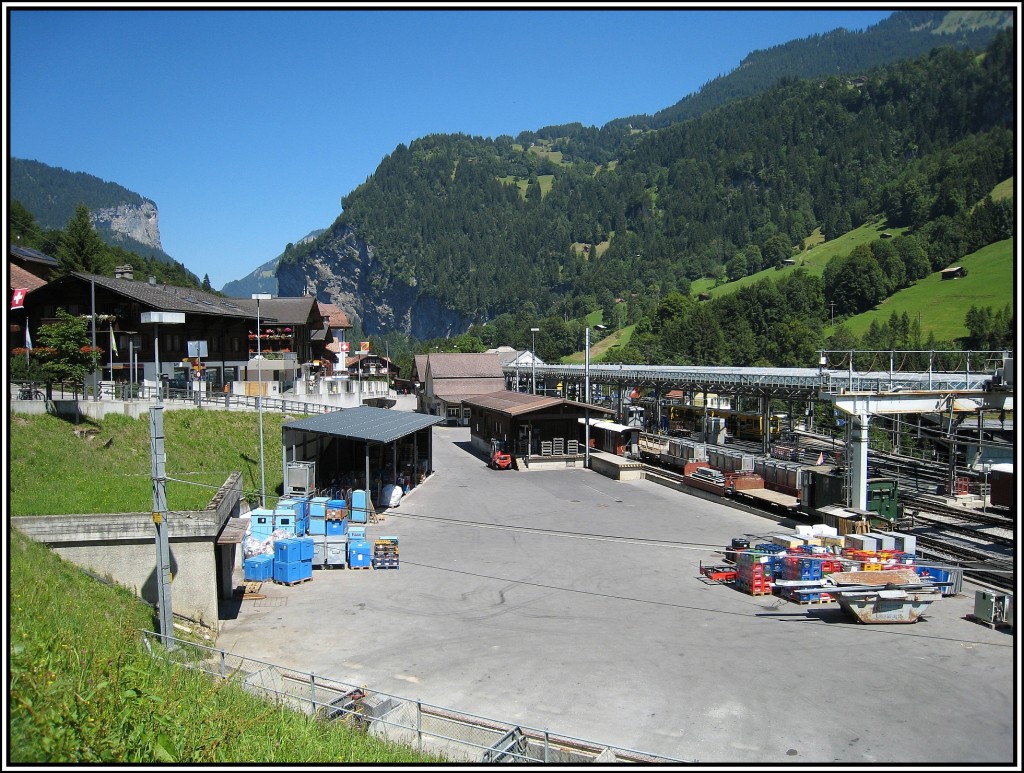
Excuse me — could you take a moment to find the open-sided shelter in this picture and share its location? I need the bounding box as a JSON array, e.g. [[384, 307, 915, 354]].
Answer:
[[282, 407, 444, 498]]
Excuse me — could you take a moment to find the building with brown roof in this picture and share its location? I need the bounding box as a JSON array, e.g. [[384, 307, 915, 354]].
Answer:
[[21, 266, 323, 392], [416, 352, 507, 425]]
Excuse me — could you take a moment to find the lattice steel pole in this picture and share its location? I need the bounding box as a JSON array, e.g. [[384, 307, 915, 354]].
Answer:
[[150, 405, 175, 650]]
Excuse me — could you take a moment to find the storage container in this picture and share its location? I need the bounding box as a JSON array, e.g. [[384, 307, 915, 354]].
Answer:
[[347, 526, 366, 541], [250, 508, 275, 540], [326, 538, 348, 567], [308, 515, 326, 535], [887, 531, 917, 555], [275, 537, 302, 563], [311, 538, 327, 567], [327, 517, 348, 536], [274, 513, 297, 535], [348, 538, 372, 568], [297, 536, 314, 561], [866, 532, 896, 551], [309, 497, 330, 518], [273, 560, 308, 584], [845, 534, 879, 552], [244, 554, 273, 581]]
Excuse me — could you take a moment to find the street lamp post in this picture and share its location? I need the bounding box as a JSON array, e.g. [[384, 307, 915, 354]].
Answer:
[[253, 293, 272, 508], [530, 327, 539, 395], [583, 324, 607, 469]]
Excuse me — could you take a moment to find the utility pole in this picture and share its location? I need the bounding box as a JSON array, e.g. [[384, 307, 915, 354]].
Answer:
[[149, 405, 175, 650]]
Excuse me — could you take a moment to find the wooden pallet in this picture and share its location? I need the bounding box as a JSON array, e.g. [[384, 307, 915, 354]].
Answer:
[[272, 577, 311, 589]]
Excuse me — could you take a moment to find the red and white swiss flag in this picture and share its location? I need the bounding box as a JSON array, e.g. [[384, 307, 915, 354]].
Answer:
[[11, 288, 28, 310]]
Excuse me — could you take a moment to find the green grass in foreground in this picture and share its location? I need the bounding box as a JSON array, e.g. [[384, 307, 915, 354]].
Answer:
[[9, 410, 295, 515], [8, 529, 443, 763]]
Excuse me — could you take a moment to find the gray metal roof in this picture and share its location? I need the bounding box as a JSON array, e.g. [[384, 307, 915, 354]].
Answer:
[[283, 406, 444, 444], [516, 363, 996, 399]]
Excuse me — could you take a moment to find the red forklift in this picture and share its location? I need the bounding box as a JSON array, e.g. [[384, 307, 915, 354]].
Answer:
[[489, 439, 512, 470]]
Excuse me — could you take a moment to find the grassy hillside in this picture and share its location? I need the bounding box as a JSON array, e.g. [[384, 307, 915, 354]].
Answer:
[[8, 410, 294, 515], [690, 217, 908, 298], [8, 528, 440, 763], [835, 238, 1014, 341]]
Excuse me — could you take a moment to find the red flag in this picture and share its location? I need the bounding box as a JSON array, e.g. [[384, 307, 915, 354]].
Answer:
[[11, 288, 27, 310]]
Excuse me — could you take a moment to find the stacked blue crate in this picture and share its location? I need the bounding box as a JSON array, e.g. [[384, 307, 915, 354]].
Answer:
[[250, 508, 275, 540], [348, 538, 372, 568], [273, 537, 313, 583], [780, 555, 824, 602], [755, 544, 786, 579], [244, 554, 274, 581], [350, 490, 369, 524], [309, 496, 330, 535], [274, 507, 298, 535]]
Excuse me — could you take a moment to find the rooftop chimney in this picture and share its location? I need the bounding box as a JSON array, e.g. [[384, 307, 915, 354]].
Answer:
[[114, 265, 134, 280], [148, 276, 157, 286]]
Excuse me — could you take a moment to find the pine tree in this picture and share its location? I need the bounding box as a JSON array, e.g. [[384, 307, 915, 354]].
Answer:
[[57, 204, 106, 275]]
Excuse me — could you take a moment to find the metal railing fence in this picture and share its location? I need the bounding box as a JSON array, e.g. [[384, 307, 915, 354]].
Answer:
[[141, 630, 689, 764]]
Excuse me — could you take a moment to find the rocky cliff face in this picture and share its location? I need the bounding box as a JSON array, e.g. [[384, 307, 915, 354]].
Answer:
[[276, 224, 472, 339], [90, 200, 162, 251]]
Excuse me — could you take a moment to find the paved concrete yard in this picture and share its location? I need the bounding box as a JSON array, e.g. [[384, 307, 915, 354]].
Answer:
[[218, 426, 1015, 764]]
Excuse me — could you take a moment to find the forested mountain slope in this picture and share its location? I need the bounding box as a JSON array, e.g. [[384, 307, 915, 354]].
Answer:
[[278, 27, 1014, 351]]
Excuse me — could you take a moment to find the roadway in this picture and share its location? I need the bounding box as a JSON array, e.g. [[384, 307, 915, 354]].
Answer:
[[217, 425, 1015, 765]]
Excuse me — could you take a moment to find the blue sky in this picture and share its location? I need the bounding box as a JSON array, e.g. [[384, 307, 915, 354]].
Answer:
[[7, 5, 894, 291]]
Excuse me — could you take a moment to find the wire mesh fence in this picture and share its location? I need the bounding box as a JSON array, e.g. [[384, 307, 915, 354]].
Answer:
[[142, 629, 689, 764]]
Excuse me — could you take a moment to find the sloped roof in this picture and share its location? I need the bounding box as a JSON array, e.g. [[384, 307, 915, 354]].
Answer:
[[412, 355, 428, 382], [251, 297, 319, 326], [283, 406, 443, 444], [433, 377, 508, 401], [318, 301, 351, 329], [10, 262, 48, 292], [428, 352, 504, 379], [53, 272, 254, 318], [10, 245, 59, 268], [463, 391, 615, 417]]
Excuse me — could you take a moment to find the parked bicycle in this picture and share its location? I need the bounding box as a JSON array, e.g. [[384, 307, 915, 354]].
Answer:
[[17, 385, 45, 400]]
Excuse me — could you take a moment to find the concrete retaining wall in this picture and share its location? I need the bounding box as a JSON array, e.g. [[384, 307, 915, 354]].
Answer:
[[13, 472, 243, 630]]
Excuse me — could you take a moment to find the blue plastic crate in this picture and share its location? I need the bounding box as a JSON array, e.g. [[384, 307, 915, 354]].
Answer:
[[275, 538, 302, 563], [310, 497, 330, 518], [348, 539, 372, 568], [250, 508, 275, 540], [297, 536, 314, 561], [274, 513, 297, 535], [347, 526, 366, 541], [273, 560, 307, 584], [327, 499, 346, 509], [350, 490, 368, 523], [308, 515, 326, 535], [326, 518, 348, 536], [244, 554, 274, 581]]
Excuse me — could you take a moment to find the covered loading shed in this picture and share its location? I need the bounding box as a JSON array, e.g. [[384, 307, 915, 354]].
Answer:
[[462, 391, 614, 469], [282, 407, 444, 499]]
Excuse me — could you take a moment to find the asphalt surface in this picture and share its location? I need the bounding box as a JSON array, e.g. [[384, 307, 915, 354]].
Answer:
[[218, 425, 1016, 765]]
